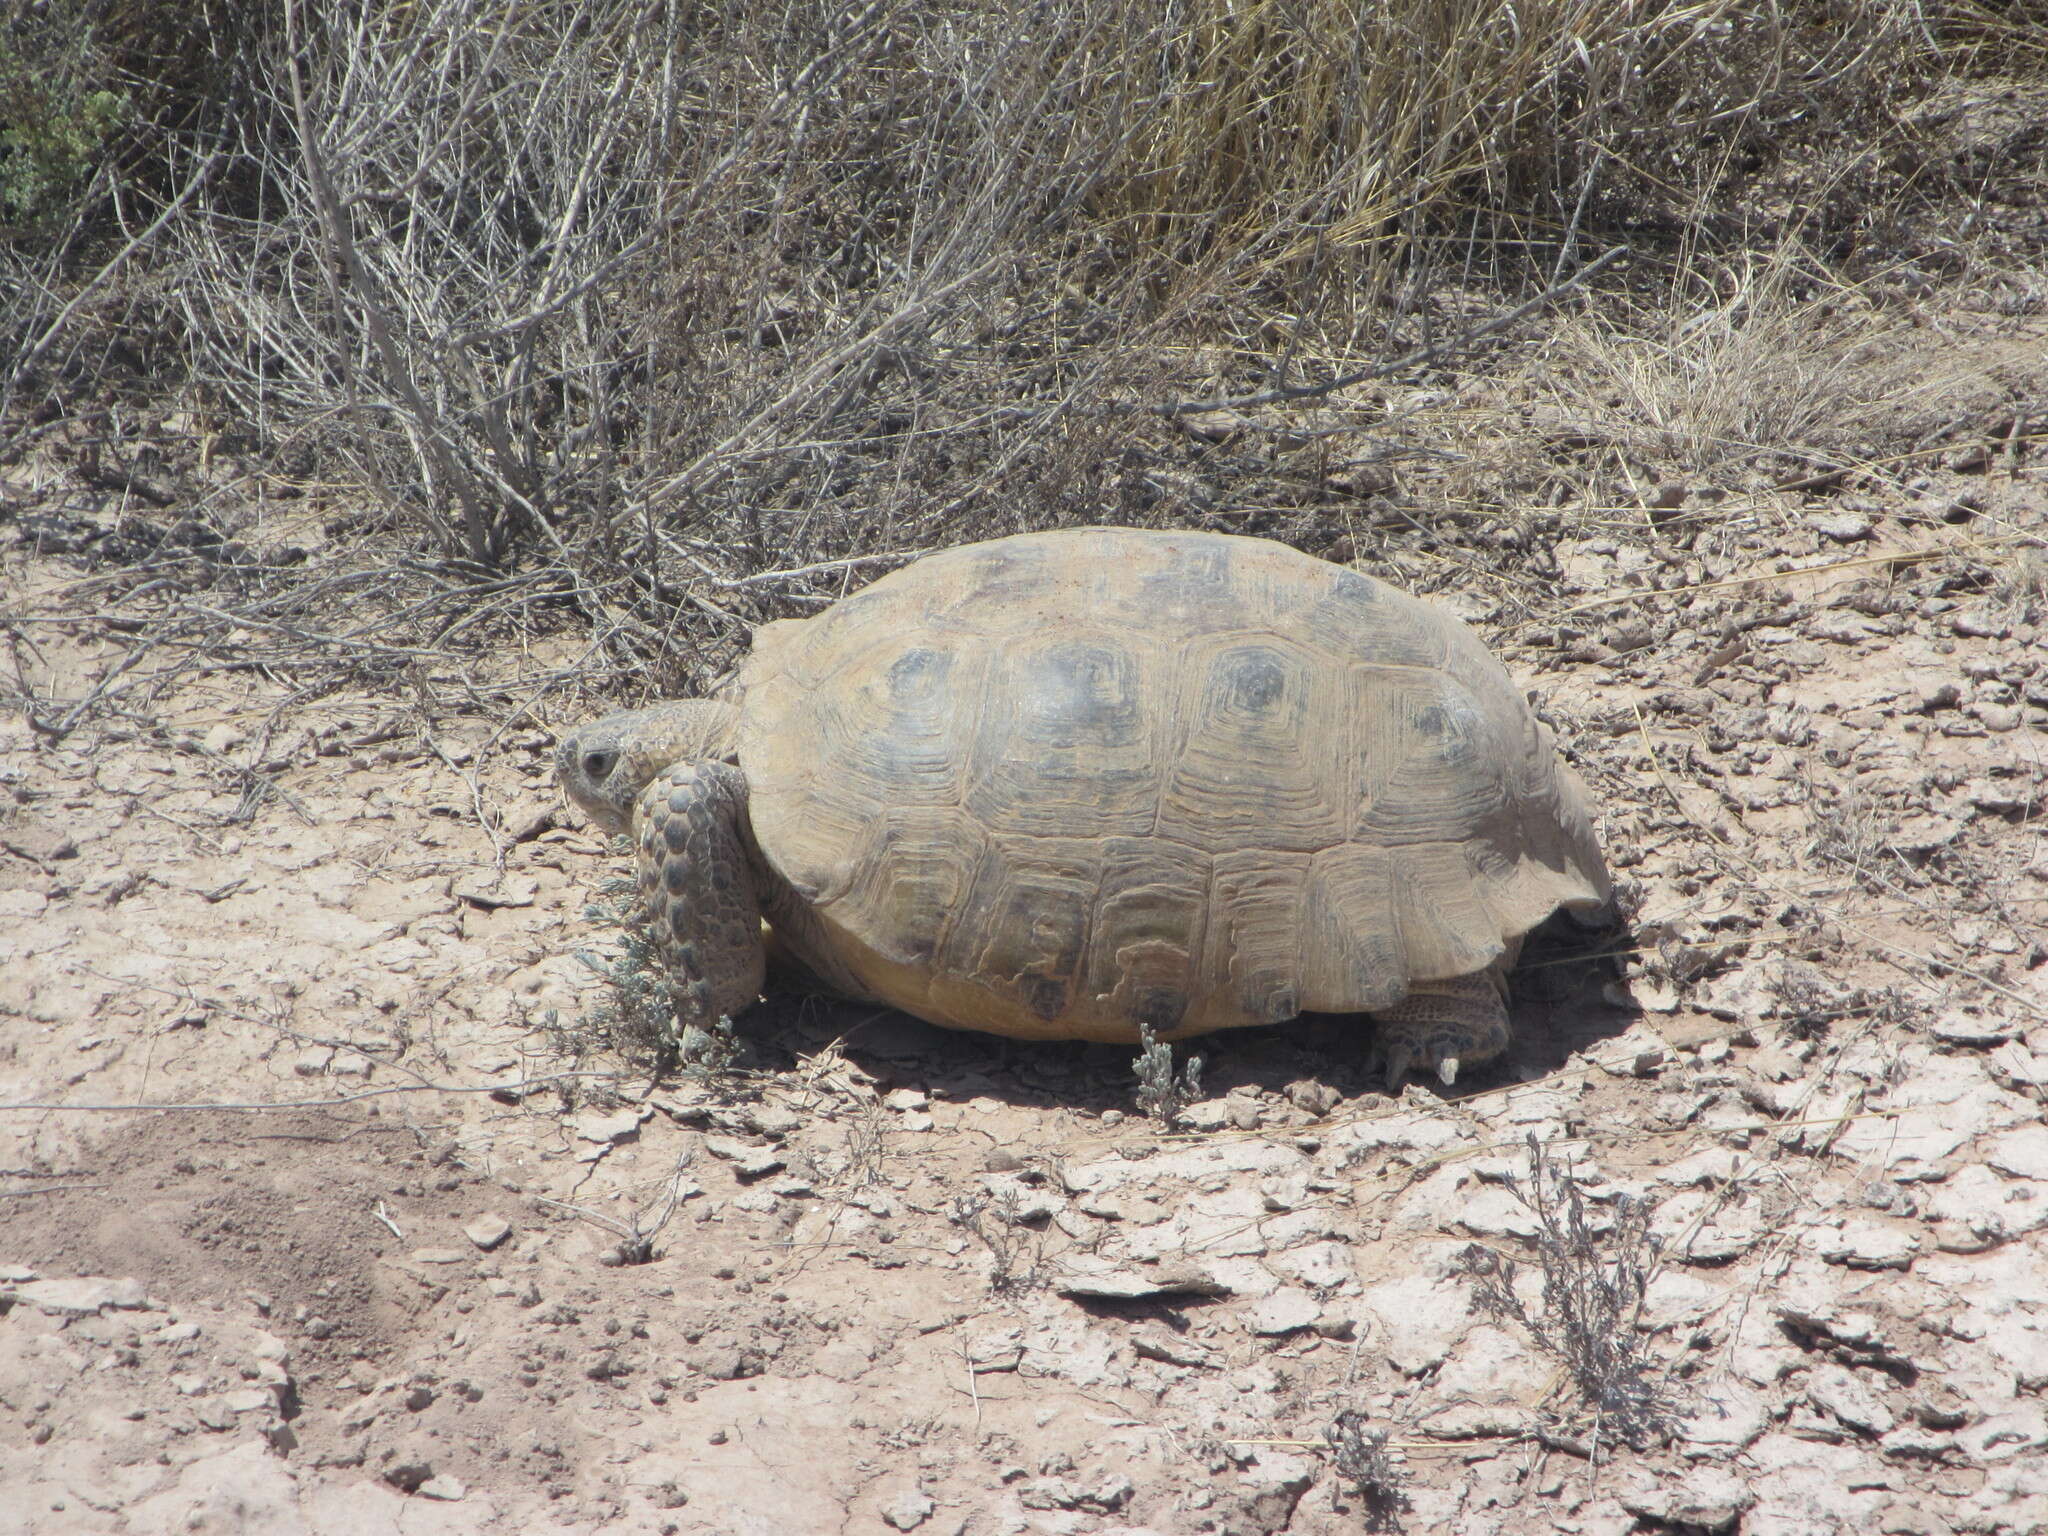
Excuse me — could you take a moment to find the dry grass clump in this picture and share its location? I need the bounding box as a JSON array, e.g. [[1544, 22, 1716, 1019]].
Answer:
[[1533, 243, 1891, 478]]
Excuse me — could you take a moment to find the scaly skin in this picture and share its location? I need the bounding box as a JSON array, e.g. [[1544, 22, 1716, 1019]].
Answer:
[[556, 702, 763, 1023], [1370, 970, 1511, 1086], [635, 759, 765, 1024]]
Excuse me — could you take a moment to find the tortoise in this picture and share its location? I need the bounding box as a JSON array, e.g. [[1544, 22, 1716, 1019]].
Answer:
[[555, 527, 1609, 1084]]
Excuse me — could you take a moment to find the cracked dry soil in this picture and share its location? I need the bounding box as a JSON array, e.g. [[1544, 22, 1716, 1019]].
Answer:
[[4, 324, 2048, 1536]]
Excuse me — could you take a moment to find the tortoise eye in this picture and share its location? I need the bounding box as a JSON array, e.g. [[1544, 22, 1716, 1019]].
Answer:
[[581, 749, 619, 780]]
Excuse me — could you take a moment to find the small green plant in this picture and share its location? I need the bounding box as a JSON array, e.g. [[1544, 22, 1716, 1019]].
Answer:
[[948, 1189, 1043, 1296], [566, 879, 741, 1085], [1324, 1408, 1409, 1530], [1456, 1135, 1673, 1453], [1132, 1023, 1203, 1125], [0, 37, 130, 230]]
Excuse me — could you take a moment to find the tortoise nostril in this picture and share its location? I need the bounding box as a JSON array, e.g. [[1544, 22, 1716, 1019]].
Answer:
[[583, 749, 618, 780]]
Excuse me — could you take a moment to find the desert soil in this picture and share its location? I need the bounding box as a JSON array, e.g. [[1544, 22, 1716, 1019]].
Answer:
[[3, 307, 2047, 1536]]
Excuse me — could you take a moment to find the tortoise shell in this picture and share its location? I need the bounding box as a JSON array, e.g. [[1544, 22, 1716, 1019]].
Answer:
[[734, 528, 1607, 1042]]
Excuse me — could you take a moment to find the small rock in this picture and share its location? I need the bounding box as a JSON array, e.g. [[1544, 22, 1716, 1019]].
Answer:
[[452, 875, 538, 909], [1178, 1099, 1233, 1133], [882, 1489, 935, 1530], [1131, 1328, 1218, 1368], [1677, 1381, 1770, 1449], [1808, 1363, 1897, 1436], [1775, 1302, 1889, 1353], [1879, 1425, 1957, 1464], [735, 1104, 801, 1138], [575, 1109, 644, 1146], [1811, 511, 1873, 543], [982, 1173, 1059, 1223], [1986, 1125, 2048, 1181], [1417, 1402, 1536, 1439], [5, 1276, 151, 1316], [1247, 1287, 1320, 1336], [384, 1461, 434, 1493], [1818, 1220, 1920, 1271], [1948, 442, 1993, 472], [1648, 482, 1689, 511], [1971, 703, 2021, 732], [464, 1215, 512, 1251], [404, 1386, 435, 1412], [418, 1476, 466, 1501], [1588, 1023, 1673, 1074], [1285, 1080, 1341, 1115], [1271, 1240, 1353, 1289], [1620, 1469, 1755, 1533], [984, 1149, 1026, 1173], [1234, 1451, 1316, 1531], [1958, 1408, 2048, 1463], [703, 1137, 785, 1179], [291, 1047, 334, 1077], [1052, 1255, 1229, 1300], [1932, 1013, 2017, 1047], [1952, 607, 2011, 639], [883, 1088, 929, 1112], [201, 723, 249, 755], [410, 1248, 467, 1266]]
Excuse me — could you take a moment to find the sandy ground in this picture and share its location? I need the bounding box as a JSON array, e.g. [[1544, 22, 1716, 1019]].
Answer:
[[3, 308, 2046, 1535]]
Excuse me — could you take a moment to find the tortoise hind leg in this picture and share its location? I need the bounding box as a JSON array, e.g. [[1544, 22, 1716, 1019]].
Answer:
[[1370, 970, 1510, 1087]]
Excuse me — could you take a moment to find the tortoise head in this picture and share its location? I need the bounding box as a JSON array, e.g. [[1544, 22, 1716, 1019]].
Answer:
[[554, 700, 742, 836]]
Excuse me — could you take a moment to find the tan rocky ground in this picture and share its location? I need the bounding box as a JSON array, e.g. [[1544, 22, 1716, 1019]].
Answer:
[[3, 306, 2046, 1536]]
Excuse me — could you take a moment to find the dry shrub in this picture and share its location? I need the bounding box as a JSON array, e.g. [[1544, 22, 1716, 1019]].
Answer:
[[5, 0, 2029, 703]]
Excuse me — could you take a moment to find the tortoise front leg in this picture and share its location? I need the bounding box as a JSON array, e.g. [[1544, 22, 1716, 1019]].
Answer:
[[1370, 970, 1510, 1086], [636, 761, 766, 1025]]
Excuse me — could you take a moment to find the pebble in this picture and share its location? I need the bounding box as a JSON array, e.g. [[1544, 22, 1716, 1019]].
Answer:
[[702, 1137, 784, 1179], [575, 1110, 644, 1146], [1620, 1468, 1754, 1533], [1178, 1099, 1234, 1132], [464, 1215, 512, 1251], [418, 1475, 467, 1501], [1810, 511, 1873, 543], [1818, 1220, 1921, 1271], [881, 1489, 935, 1530], [1808, 1363, 1897, 1436], [4, 1276, 151, 1316], [410, 1248, 467, 1266], [1247, 1287, 1320, 1336], [1931, 1013, 2017, 1047], [1957, 1408, 2048, 1463], [1952, 607, 2010, 638], [1130, 1328, 1218, 1368], [1051, 1255, 1228, 1300], [1985, 1125, 2048, 1181]]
